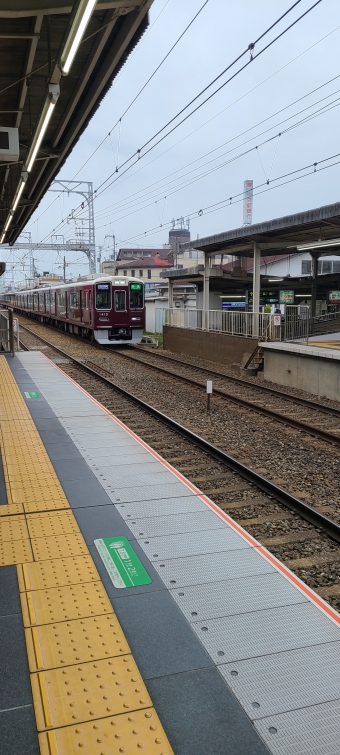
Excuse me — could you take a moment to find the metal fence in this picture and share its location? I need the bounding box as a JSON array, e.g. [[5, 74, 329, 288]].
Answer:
[[0, 309, 19, 355], [308, 310, 340, 338], [283, 305, 310, 343], [162, 308, 281, 340], [156, 304, 340, 342]]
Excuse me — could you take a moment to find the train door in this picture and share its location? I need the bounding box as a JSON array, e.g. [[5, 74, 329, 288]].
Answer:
[[82, 289, 91, 325], [89, 290, 92, 325], [113, 286, 127, 327]]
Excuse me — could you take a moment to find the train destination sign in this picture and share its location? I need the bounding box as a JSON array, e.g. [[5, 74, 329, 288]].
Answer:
[[24, 391, 41, 399], [94, 536, 152, 588]]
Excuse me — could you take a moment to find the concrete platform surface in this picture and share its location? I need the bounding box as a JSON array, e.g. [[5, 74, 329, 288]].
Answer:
[[1, 350, 340, 755]]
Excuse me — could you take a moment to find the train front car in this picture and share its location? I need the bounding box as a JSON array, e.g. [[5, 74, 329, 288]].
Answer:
[[93, 276, 145, 345]]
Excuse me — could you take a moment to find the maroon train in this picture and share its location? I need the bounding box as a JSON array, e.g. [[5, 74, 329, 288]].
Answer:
[[1, 275, 145, 344]]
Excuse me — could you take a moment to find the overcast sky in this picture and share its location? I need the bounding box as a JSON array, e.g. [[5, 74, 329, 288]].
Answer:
[[6, 0, 340, 280]]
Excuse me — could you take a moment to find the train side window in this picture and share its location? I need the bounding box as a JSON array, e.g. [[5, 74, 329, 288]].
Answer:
[[114, 290, 126, 312], [69, 291, 78, 308], [56, 291, 66, 316], [129, 282, 143, 309], [96, 283, 111, 309], [69, 291, 80, 320]]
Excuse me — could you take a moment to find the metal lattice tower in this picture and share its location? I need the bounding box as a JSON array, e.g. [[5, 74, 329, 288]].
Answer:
[[49, 181, 96, 273], [2, 180, 97, 285]]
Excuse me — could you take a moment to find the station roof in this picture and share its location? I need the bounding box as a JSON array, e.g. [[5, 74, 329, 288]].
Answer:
[[181, 202, 340, 257], [0, 0, 152, 243]]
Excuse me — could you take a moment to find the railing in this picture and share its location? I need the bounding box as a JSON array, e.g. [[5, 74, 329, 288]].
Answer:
[[283, 306, 340, 343], [0, 309, 19, 355], [308, 310, 340, 337], [157, 304, 340, 342], [283, 305, 310, 343], [162, 308, 281, 340]]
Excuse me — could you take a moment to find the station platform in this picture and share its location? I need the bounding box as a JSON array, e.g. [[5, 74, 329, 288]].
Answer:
[[262, 340, 340, 401], [1, 351, 340, 755], [308, 332, 340, 350]]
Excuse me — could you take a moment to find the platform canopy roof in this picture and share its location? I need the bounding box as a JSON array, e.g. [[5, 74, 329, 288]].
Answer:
[[0, 0, 152, 244], [181, 202, 340, 258]]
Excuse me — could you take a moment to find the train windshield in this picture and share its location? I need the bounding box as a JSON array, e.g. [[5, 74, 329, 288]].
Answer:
[[129, 282, 143, 309], [96, 283, 111, 309]]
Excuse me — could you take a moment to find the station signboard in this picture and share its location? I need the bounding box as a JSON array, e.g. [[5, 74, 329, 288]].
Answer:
[[248, 291, 279, 305], [328, 290, 340, 304], [279, 290, 294, 304]]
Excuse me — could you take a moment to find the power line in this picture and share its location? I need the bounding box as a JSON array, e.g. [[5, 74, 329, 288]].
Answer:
[[96, 89, 340, 228], [82, 0, 211, 174], [93, 0, 322, 197], [27, 7, 333, 250], [117, 151, 340, 245], [25, 0, 206, 231], [91, 22, 340, 211], [18, 0, 330, 262]]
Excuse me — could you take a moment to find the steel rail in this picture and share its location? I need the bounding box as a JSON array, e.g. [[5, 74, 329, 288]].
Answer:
[[19, 324, 340, 544], [15, 309, 340, 416], [105, 345, 340, 447], [18, 321, 340, 445], [132, 345, 340, 418]]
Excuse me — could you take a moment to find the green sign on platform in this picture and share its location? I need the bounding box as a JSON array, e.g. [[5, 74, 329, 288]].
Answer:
[[24, 391, 41, 399], [94, 536, 152, 588]]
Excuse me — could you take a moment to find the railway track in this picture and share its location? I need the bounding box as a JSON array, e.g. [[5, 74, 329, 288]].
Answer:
[[107, 345, 340, 447], [18, 321, 340, 611], [18, 318, 340, 448]]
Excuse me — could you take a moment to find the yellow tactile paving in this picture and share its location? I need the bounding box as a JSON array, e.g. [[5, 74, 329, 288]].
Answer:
[[25, 614, 130, 672], [4, 458, 49, 472], [308, 339, 340, 349], [17, 555, 101, 592], [0, 502, 24, 516], [31, 655, 152, 731], [0, 514, 29, 542], [39, 708, 174, 755], [0, 357, 173, 755], [10, 482, 67, 503], [0, 538, 33, 566], [21, 582, 113, 627], [24, 498, 70, 513], [31, 532, 89, 561], [27, 511, 80, 539]]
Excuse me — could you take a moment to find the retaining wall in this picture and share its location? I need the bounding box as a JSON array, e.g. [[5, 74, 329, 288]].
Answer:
[[163, 326, 258, 367], [263, 344, 340, 401]]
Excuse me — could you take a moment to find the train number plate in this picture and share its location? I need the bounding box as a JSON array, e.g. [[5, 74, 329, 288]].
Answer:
[[94, 536, 152, 588]]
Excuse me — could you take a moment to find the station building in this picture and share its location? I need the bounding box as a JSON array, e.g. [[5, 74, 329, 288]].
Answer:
[[160, 202, 340, 399]]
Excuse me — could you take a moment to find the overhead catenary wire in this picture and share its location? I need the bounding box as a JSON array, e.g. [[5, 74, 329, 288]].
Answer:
[[91, 90, 340, 226], [89, 21, 340, 213], [115, 151, 340, 245], [93, 0, 322, 198], [25, 8, 334, 250], [16, 0, 327, 265], [64, 1, 212, 181], [23, 0, 208, 233], [90, 68, 340, 219]]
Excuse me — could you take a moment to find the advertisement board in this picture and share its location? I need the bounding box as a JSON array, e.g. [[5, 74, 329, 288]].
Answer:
[[279, 290, 294, 304], [243, 180, 253, 225], [328, 290, 340, 304]]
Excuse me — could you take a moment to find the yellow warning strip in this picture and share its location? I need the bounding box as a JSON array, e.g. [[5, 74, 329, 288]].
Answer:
[[0, 356, 174, 755]]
